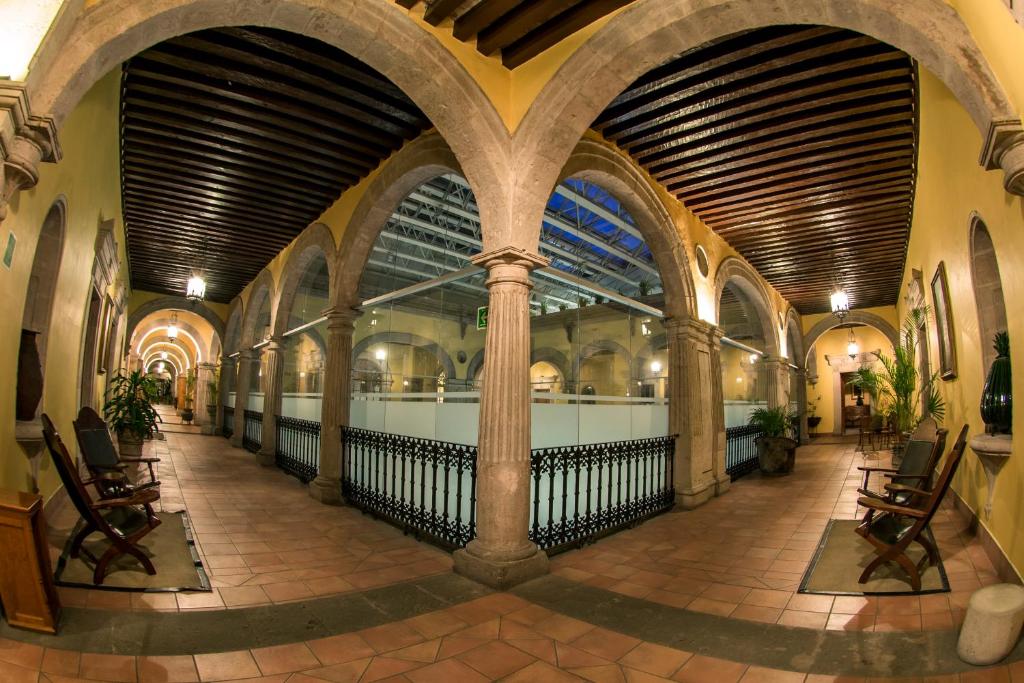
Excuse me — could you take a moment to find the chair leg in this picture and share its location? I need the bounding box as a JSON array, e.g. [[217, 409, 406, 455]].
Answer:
[[894, 552, 922, 592], [859, 553, 887, 584], [916, 532, 941, 567], [92, 546, 119, 585], [123, 543, 157, 576], [70, 521, 96, 559]]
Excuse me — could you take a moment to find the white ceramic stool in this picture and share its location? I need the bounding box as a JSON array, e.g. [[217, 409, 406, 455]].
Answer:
[[957, 583, 1024, 665]]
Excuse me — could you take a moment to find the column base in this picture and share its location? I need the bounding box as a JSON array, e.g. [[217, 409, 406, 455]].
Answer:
[[714, 475, 731, 497], [229, 435, 243, 449], [257, 451, 276, 467], [675, 482, 716, 510], [308, 476, 343, 505], [453, 543, 549, 590], [200, 424, 218, 436]]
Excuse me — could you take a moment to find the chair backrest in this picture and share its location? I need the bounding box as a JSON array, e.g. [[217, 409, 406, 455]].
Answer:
[[73, 406, 121, 471], [907, 424, 969, 533], [41, 414, 105, 529], [859, 415, 872, 431], [896, 428, 948, 482]]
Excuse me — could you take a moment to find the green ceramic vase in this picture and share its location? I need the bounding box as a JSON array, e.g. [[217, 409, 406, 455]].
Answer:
[[980, 332, 1012, 434]]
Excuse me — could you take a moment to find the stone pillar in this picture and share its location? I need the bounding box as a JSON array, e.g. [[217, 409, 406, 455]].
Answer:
[[218, 356, 235, 435], [309, 307, 359, 504], [794, 367, 810, 443], [231, 350, 256, 449], [194, 362, 215, 428], [667, 316, 728, 509], [257, 339, 285, 465], [763, 356, 791, 410], [708, 326, 730, 496], [453, 247, 549, 589]]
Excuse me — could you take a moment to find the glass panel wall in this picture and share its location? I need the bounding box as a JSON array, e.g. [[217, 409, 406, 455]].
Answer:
[[281, 254, 329, 420], [719, 282, 769, 427], [246, 294, 271, 412]]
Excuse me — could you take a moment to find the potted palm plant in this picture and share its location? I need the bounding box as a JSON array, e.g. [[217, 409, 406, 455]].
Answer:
[[847, 308, 946, 464], [749, 405, 799, 475], [182, 370, 196, 424], [206, 368, 220, 422], [104, 369, 161, 456], [807, 395, 822, 433]]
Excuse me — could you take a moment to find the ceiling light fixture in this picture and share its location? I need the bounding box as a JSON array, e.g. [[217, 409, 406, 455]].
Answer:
[[166, 313, 179, 343], [830, 267, 850, 321], [847, 328, 860, 358], [186, 238, 209, 303]]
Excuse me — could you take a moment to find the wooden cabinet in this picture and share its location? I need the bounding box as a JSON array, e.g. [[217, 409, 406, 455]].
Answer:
[[844, 404, 871, 428], [0, 489, 60, 633]]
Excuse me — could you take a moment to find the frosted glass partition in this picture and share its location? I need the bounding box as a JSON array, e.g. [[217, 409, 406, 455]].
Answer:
[[348, 268, 486, 445], [722, 343, 767, 428], [281, 319, 327, 421], [528, 283, 669, 449]]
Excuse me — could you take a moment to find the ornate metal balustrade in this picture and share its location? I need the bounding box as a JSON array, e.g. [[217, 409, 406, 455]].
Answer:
[[726, 425, 763, 480], [529, 436, 676, 553], [340, 427, 477, 549], [242, 409, 262, 453], [223, 406, 234, 439], [275, 416, 320, 483]]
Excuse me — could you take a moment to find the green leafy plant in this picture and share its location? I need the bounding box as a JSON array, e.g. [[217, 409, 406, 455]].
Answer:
[[207, 367, 220, 407], [748, 405, 797, 438], [103, 369, 162, 440], [846, 307, 946, 435], [184, 369, 196, 408]]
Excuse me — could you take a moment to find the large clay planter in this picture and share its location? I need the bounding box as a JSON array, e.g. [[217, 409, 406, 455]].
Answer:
[[117, 431, 144, 457], [16, 329, 43, 421], [755, 436, 798, 476]]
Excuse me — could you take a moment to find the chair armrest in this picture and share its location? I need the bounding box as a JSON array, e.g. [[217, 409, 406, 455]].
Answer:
[[83, 472, 129, 485], [857, 496, 927, 518], [119, 457, 161, 463], [90, 489, 160, 509], [857, 466, 899, 473], [856, 488, 888, 501], [883, 473, 929, 480], [884, 482, 930, 497]]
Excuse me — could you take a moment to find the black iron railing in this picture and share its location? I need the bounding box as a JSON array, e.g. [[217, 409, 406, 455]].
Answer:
[[726, 425, 763, 480], [341, 427, 477, 549], [223, 406, 234, 439], [529, 436, 676, 553], [243, 409, 262, 453], [276, 416, 320, 483]]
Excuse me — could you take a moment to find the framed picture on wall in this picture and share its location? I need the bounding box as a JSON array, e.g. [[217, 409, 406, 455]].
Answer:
[[930, 261, 957, 380]]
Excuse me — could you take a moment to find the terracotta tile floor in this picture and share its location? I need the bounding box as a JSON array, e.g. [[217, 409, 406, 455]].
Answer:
[[3, 593, 1021, 682], [18, 430, 1018, 681], [48, 431, 453, 612], [550, 437, 999, 633]]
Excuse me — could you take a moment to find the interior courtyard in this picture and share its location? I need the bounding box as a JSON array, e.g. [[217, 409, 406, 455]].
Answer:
[[2, 0, 1024, 680]]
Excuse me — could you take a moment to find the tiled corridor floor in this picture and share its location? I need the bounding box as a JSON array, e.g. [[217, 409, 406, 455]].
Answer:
[[4, 430, 1020, 682]]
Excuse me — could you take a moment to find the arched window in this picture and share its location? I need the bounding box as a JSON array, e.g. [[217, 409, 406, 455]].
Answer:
[[970, 217, 1008, 372], [16, 200, 66, 422], [718, 281, 771, 428]]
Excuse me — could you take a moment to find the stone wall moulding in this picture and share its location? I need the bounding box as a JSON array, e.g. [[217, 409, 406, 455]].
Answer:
[[0, 83, 61, 224], [980, 119, 1024, 196]]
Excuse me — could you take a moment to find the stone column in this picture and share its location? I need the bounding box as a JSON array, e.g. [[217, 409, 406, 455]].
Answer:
[[763, 356, 791, 410], [453, 247, 549, 589], [194, 362, 215, 429], [794, 367, 810, 443], [708, 326, 730, 496], [258, 338, 285, 466], [309, 307, 359, 504], [231, 350, 256, 449], [666, 316, 726, 509], [218, 356, 235, 435]]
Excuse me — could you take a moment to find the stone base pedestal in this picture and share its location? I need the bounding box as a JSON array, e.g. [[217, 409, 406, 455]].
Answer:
[[200, 424, 218, 436], [675, 482, 715, 510], [453, 542, 549, 590], [308, 476, 342, 505], [958, 583, 1024, 665], [714, 475, 731, 497], [257, 452, 276, 467], [229, 434, 243, 449]]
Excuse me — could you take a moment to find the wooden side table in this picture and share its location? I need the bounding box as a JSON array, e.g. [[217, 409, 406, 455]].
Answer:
[[0, 488, 60, 633]]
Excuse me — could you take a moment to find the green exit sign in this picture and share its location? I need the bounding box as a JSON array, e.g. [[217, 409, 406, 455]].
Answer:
[[476, 306, 488, 330]]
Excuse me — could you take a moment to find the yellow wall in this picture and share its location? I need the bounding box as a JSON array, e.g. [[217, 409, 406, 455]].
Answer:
[[804, 325, 896, 436], [2, 70, 127, 498], [904, 68, 1024, 574]]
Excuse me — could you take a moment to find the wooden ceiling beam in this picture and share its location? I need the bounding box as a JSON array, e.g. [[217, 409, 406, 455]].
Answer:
[[424, 0, 468, 26]]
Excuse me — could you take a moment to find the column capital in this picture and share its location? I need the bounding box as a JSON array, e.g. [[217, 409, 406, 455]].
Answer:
[[470, 246, 549, 272], [664, 315, 721, 343], [1, 84, 61, 223], [980, 119, 1024, 195], [322, 306, 361, 330], [238, 349, 258, 362], [265, 336, 286, 353]]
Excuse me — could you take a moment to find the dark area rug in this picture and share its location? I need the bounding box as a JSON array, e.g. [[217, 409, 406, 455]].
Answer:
[[55, 511, 210, 592], [799, 518, 949, 595]]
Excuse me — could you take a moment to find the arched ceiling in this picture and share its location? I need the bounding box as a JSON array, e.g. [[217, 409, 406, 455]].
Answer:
[[593, 25, 917, 314], [120, 26, 431, 302]]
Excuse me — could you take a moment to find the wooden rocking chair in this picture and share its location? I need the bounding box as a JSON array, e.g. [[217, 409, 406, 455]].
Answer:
[[855, 424, 969, 591], [73, 406, 160, 499], [857, 424, 948, 507], [41, 414, 161, 585]]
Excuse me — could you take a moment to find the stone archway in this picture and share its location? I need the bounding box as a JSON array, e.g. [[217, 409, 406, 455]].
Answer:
[[125, 296, 225, 357], [333, 132, 463, 309], [273, 223, 337, 338], [713, 257, 779, 357], [802, 310, 900, 364], [24, 0, 510, 219], [556, 138, 697, 319], [351, 331, 458, 384], [239, 270, 276, 348], [513, 0, 1024, 232]]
